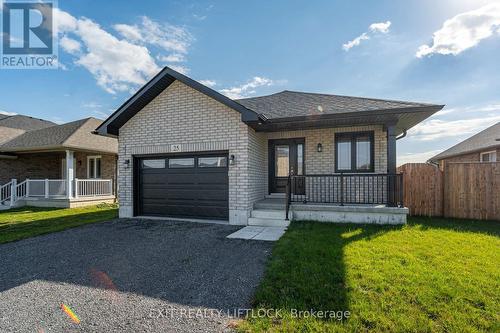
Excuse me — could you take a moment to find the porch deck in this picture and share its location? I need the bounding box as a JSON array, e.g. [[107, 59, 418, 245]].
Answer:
[[253, 198, 408, 225]]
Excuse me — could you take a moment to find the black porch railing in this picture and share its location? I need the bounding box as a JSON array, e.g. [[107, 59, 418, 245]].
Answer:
[[285, 173, 403, 220]]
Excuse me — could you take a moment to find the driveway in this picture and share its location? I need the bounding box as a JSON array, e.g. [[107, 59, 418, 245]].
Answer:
[[0, 219, 273, 332]]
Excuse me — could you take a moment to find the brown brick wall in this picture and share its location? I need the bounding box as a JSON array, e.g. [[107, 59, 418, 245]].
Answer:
[[0, 152, 63, 184], [438, 147, 499, 170]]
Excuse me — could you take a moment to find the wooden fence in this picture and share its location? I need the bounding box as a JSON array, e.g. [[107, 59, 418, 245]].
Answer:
[[398, 162, 500, 220]]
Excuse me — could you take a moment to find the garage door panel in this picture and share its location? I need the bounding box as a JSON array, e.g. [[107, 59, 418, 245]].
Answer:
[[138, 153, 229, 219]]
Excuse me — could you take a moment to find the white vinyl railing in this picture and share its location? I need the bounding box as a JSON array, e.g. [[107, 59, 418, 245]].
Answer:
[[75, 179, 113, 197], [0, 178, 113, 206], [0, 181, 12, 204]]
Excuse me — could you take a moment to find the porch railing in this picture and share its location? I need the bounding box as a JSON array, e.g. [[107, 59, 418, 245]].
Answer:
[[285, 173, 403, 220], [75, 179, 113, 197], [0, 178, 113, 206]]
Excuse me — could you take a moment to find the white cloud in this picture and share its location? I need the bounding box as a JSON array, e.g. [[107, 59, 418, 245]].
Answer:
[[219, 77, 274, 99], [0, 110, 17, 116], [369, 21, 391, 34], [398, 150, 443, 166], [408, 114, 500, 141], [54, 10, 193, 94], [416, 3, 500, 57], [60, 36, 81, 54], [113, 24, 142, 42], [198, 79, 216, 87], [82, 102, 102, 109], [343, 21, 392, 51], [342, 33, 370, 51], [157, 53, 185, 63], [168, 65, 189, 75]]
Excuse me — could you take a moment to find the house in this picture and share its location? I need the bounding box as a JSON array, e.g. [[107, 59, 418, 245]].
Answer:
[[0, 116, 118, 208], [96, 67, 444, 225], [429, 122, 500, 169]]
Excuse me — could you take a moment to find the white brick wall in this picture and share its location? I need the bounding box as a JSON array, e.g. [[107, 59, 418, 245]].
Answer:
[[118, 80, 251, 224], [117, 79, 390, 223]]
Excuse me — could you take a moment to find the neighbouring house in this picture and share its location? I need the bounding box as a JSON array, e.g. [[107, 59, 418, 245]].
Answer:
[[96, 67, 444, 225], [429, 122, 500, 169], [0, 116, 118, 208]]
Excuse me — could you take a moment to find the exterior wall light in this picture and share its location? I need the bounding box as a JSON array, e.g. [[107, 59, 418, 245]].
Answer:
[[124, 159, 130, 168], [317, 143, 323, 152], [229, 155, 235, 165]]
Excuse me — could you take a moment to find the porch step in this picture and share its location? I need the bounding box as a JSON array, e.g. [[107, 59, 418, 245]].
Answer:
[[254, 199, 286, 210], [265, 193, 286, 199], [248, 217, 290, 227], [251, 209, 286, 219]]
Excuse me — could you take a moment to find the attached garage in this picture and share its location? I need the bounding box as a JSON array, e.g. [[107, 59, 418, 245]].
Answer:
[[135, 152, 229, 220]]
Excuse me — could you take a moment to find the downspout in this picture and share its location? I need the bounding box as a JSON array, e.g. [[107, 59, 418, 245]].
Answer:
[[396, 129, 407, 140]]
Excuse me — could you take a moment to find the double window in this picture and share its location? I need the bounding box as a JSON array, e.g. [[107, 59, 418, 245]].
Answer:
[[480, 151, 497, 162], [335, 132, 374, 173], [87, 156, 102, 178]]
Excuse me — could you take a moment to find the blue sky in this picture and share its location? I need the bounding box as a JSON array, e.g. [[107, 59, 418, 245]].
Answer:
[[1, 0, 500, 164]]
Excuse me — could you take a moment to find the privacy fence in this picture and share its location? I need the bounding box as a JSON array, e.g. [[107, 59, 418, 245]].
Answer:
[[398, 162, 500, 220]]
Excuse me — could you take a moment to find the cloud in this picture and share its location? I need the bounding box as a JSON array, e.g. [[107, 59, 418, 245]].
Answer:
[[82, 102, 102, 109], [369, 21, 391, 33], [157, 53, 185, 63], [342, 33, 370, 51], [0, 110, 17, 116], [398, 150, 443, 166], [219, 77, 274, 99], [168, 65, 189, 75], [54, 10, 192, 94], [343, 21, 391, 51], [408, 114, 500, 141], [198, 79, 216, 87], [60, 36, 81, 54], [416, 3, 500, 57]]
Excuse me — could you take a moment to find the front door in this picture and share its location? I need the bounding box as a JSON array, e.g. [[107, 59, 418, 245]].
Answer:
[[269, 138, 305, 193]]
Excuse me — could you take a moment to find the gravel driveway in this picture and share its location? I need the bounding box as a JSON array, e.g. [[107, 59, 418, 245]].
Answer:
[[0, 219, 273, 332]]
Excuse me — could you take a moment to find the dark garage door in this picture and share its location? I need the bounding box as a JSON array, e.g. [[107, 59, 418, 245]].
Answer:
[[137, 152, 229, 219]]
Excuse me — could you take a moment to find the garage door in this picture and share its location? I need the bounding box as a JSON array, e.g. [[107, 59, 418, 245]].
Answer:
[[137, 152, 229, 219]]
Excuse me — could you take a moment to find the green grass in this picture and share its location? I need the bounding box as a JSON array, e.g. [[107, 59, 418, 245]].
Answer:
[[239, 217, 500, 332], [0, 204, 118, 244]]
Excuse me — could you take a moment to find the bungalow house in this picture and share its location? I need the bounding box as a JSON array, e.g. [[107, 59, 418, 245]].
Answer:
[[429, 122, 499, 169], [0, 116, 117, 208], [96, 67, 444, 225]]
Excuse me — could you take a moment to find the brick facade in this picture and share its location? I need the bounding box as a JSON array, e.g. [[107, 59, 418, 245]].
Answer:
[[0, 152, 117, 186], [438, 147, 499, 170], [116, 80, 392, 225]]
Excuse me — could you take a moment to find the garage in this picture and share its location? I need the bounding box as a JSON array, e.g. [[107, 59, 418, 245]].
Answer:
[[136, 152, 229, 219]]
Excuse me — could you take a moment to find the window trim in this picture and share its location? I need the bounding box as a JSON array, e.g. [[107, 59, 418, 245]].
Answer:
[[334, 131, 375, 173], [480, 150, 497, 162], [87, 155, 102, 179]]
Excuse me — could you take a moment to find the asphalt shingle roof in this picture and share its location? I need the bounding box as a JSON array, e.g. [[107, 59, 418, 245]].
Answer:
[[0, 114, 55, 131], [430, 122, 500, 161], [236, 90, 434, 119]]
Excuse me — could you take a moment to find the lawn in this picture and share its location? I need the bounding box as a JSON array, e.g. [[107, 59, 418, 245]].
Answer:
[[239, 217, 500, 332], [0, 204, 118, 244]]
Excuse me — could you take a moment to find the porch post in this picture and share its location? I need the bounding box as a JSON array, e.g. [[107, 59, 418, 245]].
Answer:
[[65, 150, 75, 198], [386, 124, 397, 206]]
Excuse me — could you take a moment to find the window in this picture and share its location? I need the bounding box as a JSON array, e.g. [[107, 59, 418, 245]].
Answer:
[[297, 144, 304, 175], [335, 132, 374, 173], [275, 145, 290, 177], [87, 156, 102, 178], [168, 158, 194, 168], [198, 156, 227, 168], [142, 159, 165, 168], [480, 151, 497, 162]]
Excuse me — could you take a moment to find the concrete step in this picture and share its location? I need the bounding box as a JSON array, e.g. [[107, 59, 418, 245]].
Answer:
[[248, 217, 290, 227], [251, 209, 286, 219], [265, 193, 286, 199], [254, 199, 286, 210]]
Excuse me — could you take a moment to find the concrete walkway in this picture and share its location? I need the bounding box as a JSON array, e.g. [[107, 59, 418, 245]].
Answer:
[[226, 226, 287, 241]]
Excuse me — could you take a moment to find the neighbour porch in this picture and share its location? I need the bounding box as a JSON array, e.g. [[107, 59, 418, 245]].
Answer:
[[0, 150, 116, 208]]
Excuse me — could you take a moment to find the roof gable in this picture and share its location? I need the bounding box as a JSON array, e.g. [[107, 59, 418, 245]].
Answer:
[[96, 66, 260, 136]]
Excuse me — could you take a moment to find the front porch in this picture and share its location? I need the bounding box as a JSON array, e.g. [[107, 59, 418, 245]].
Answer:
[[0, 150, 116, 209]]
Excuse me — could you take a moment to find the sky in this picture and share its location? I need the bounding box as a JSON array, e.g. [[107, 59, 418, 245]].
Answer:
[[1, 0, 500, 165]]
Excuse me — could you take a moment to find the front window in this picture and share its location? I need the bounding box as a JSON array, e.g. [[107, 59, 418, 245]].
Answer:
[[480, 151, 497, 162], [335, 132, 374, 172], [88, 156, 102, 178]]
